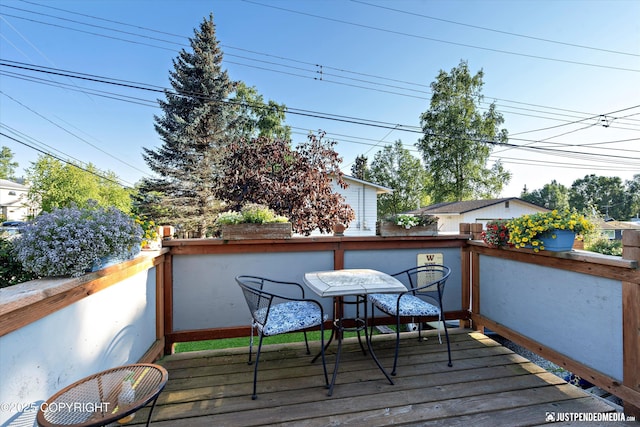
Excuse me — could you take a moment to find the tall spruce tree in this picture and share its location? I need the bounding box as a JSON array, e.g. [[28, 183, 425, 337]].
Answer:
[[143, 14, 240, 237]]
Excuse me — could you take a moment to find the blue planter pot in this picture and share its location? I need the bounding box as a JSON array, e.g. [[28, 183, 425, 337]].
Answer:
[[538, 229, 576, 251]]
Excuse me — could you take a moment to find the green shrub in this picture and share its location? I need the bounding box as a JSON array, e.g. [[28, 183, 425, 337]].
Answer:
[[0, 235, 39, 287], [585, 237, 622, 256], [215, 203, 288, 226]]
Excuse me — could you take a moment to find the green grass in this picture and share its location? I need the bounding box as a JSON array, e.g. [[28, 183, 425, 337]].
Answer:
[[174, 330, 380, 353]]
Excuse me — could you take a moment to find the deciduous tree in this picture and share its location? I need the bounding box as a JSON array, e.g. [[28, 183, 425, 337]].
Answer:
[[234, 82, 290, 140], [216, 131, 354, 235], [569, 174, 629, 220], [26, 156, 131, 213], [625, 174, 640, 220], [369, 141, 429, 217], [417, 60, 511, 201], [520, 180, 569, 211]]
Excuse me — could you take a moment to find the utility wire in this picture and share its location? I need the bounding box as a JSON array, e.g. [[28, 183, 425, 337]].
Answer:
[[351, 0, 639, 57], [0, 132, 133, 188], [3, 60, 639, 155], [3, 60, 639, 172], [5, 0, 640, 129], [242, 0, 640, 73], [0, 90, 152, 176]]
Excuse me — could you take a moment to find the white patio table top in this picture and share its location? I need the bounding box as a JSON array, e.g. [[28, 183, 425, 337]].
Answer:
[[303, 269, 407, 297]]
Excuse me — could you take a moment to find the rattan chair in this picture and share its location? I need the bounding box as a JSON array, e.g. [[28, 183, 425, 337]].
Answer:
[[368, 264, 452, 376], [236, 275, 329, 399]]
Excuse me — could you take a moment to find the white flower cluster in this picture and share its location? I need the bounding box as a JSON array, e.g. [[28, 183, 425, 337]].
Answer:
[[395, 214, 420, 229], [14, 203, 143, 277]]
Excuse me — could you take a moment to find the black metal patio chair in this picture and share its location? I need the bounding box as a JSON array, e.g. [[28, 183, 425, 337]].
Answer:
[[236, 275, 329, 399], [367, 264, 452, 376]]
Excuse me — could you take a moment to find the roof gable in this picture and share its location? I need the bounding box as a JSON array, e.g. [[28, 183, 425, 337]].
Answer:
[[340, 175, 393, 194]]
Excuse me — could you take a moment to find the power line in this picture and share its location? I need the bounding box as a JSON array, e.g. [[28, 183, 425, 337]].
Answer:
[[351, 0, 640, 58], [241, 0, 640, 73], [0, 90, 152, 176], [0, 132, 133, 188], [4, 2, 640, 130], [2, 60, 638, 170]]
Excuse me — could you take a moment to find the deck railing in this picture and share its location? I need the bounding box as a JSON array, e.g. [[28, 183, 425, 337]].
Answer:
[[466, 232, 640, 416], [1, 231, 638, 425]]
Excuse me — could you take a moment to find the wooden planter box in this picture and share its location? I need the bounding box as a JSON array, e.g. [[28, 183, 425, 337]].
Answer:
[[221, 223, 292, 240], [378, 221, 438, 237]]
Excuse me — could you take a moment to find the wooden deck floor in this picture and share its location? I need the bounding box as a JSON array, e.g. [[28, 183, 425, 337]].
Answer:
[[137, 329, 627, 426]]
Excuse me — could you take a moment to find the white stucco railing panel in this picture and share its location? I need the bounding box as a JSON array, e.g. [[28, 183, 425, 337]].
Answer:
[[478, 255, 623, 381], [0, 266, 157, 426]]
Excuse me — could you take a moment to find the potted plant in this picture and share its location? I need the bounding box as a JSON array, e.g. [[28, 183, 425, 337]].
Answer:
[[135, 215, 161, 250], [507, 209, 594, 252], [13, 202, 143, 277], [215, 203, 291, 240], [481, 219, 512, 248], [378, 213, 438, 236]]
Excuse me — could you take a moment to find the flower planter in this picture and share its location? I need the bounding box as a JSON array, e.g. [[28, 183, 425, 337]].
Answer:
[[221, 223, 292, 240], [378, 221, 437, 237], [537, 230, 576, 251]]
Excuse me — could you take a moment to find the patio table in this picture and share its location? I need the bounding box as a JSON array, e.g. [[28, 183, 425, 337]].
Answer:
[[303, 268, 407, 396], [36, 363, 168, 427]]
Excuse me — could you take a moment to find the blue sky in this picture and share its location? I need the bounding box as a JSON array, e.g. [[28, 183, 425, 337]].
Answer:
[[1, 0, 639, 198]]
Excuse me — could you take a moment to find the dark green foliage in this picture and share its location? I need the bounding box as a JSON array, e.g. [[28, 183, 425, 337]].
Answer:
[[521, 180, 569, 210], [143, 14, 241, 238], [369, 141, 428, 217], [0, 236, 39, 287], [351, 155, 370, 181], [569, 175, 629, 220]]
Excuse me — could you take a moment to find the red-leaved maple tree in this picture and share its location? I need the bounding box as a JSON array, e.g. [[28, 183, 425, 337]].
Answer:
[[216, 131, 355, 235]]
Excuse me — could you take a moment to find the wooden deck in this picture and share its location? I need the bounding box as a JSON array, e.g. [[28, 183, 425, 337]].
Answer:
[[137, 329, 627, 426]]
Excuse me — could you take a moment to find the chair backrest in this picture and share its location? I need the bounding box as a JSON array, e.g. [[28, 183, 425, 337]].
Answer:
[[236, 276, 275, 329], [392, 264, 451, 305]]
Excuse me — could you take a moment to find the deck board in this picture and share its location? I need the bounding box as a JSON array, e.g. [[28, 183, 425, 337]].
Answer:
[[132, 330, 628, 426]]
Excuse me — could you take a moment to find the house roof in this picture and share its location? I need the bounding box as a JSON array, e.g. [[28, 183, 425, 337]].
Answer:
[[341, 175, 393, 194], [410, 198, 547, 215], [0, 179, 28, 191], [595, 220, 640, 230]]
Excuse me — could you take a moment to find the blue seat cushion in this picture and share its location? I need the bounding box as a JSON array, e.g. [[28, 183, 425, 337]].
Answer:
[[255, 301, 327, 336], [368, 293, 440, 317]]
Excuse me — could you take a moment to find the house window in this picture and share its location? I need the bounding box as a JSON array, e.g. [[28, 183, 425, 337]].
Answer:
[[8, 191, 16, 195], [505, 201, 510, 208]]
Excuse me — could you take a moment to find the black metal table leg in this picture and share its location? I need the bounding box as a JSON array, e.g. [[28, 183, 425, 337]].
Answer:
[[364, 296, 394, 385]]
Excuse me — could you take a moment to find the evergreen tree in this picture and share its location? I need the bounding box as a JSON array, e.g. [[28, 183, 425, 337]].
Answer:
[[0, 146, 18, 180], [351, 155, 370, 181], [142, 14, 240, 237]]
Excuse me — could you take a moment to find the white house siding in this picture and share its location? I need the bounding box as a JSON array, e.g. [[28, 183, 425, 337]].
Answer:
[[0, 179, 32, 221], [437, 201, 548, 233], [335, 180, 379, 236]]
